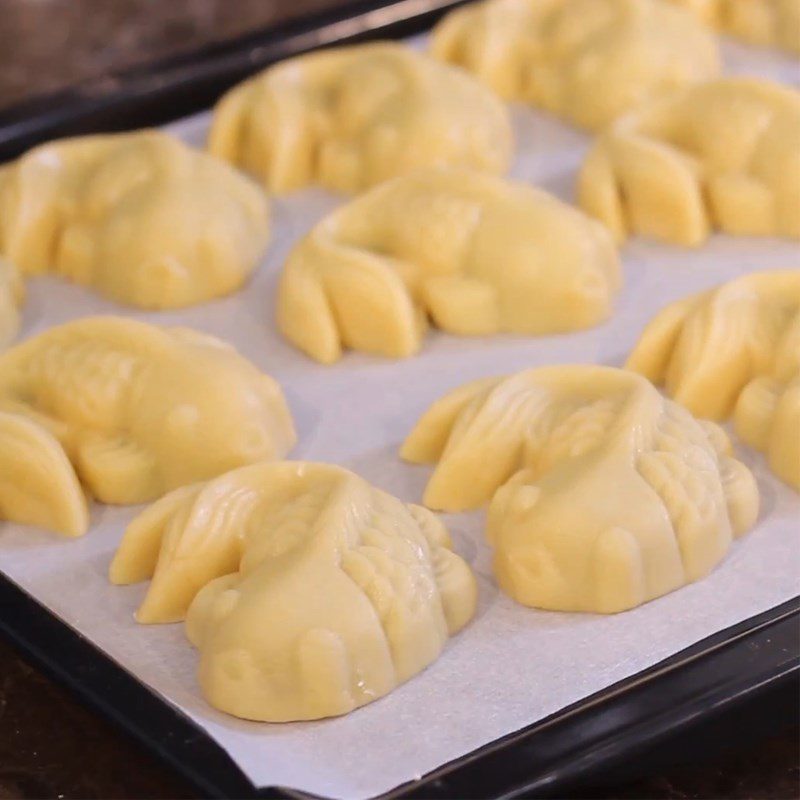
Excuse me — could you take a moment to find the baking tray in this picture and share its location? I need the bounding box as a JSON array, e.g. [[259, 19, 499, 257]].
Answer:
[[0, 1, 798, 797]]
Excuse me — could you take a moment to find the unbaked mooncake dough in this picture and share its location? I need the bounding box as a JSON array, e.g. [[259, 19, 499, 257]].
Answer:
[[110, 461, 477, 721], [0, 131, 270, 308], [627, 270, 800, 489], [669, 0, 800, 54], [0, 317, 295, 527], [0, 259, 23, 348], [578, 78, 800, 245], [402, 366, 758, 612], [0, 411, 88, 538], [207, 43, 513, 194], [277, 168, 620, 363], [431, 0, 719, 131]]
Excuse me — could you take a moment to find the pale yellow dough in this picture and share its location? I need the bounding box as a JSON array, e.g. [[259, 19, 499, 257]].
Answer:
[[0, 259, 24, 348], [431, 0, 719, 131], [110, 461, 477, 721], [669, 0, 800, 54], [0, 411, 88, 537], [277, 168, 620, 363], [578, 78, 800, 245], [0, 131, 270, 308], [207, 43, 513, 194], [626, 270, 800, 489], [402, 366, 758, 613], [0, 317, 295, 512]]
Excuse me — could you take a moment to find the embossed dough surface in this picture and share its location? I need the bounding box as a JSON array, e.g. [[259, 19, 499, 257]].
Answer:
[[0, 35, 798, 800]]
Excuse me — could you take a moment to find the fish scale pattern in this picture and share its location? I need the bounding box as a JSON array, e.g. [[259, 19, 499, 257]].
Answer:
[[627, 270, 800, 489], [15, 336, 141, 430], [278, 168, 619, 363], [0, 317, 295, 527], [110, 461, 477, 722], [637, 404, 726, 557], [402, 365, 759, 613]]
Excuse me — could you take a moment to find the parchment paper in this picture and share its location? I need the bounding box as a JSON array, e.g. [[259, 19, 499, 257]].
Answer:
[[1, 34, 799, 800]]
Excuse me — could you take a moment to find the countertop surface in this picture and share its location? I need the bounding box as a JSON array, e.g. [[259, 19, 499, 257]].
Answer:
[[0, 1, 798, 798]]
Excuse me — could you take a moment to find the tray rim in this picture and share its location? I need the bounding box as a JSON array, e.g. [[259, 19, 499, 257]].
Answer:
[[0, 0, 469, 161], [0, 0, 798, 797], [2, 571, 797, 800]]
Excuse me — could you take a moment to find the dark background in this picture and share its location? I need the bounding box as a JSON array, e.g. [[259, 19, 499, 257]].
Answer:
[[0, 1, 797, 797]]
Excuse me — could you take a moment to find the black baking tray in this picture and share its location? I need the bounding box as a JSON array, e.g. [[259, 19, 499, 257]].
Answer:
[[0, 1, 798, 797]]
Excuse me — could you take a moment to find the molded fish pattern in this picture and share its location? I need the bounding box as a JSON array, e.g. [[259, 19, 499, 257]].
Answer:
[[0, 131, 270, 308], [402, 365, 759, 613], [627, 270, 800, 489], [278, 168, 620, 363], [110, 461, 477, 722], [0, 317, 295, 534], [208, 43, 513, 194]]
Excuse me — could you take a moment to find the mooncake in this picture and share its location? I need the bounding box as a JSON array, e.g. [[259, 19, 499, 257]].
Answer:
[[432, 0, 719, 130], [110, 461, 477, 721], [208, 43, 513, 194], [0, 131, 270, 308], [669, 0, 800, 54], [277, 168, 620, 363], [627, 270, 800, 489], [0, 317, 295, 519], [402, 365, 758, 612], [578, 79, 800, 245]]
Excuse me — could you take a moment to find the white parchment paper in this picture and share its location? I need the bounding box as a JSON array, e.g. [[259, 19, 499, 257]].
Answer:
[[1, 35, 799, 800]]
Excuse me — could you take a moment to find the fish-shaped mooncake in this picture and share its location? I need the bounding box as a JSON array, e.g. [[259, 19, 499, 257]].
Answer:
[[578, 79, 800, 245], [277, 168, 620, 363], [110, 461, 477, 721], [432, 0, 719, 130], [627, 270, 800, 489], [208, 43, 513, 194], [402, 366, 758, 613], [0, 131, 270, 308], [0, 317, 295, 535], [669, 0, 800, 54]]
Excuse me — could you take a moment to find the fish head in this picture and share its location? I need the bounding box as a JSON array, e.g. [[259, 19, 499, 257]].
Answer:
[[68, 132, 269, 308], [135, 335, 295, 488]]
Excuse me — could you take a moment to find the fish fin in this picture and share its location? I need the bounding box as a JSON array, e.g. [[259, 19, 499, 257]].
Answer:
[[109, 483, 202, 584], [0, 411, 88, 537]]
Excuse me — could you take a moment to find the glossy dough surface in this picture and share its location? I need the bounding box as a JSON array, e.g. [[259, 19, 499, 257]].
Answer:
[[402, 366, 758, 612], [110, 461, 477, 721], [669, 0, 800, 54], [431, 0, 719, 130], [277, 168, 620, 363], [0, 259, 23, 348], [578, 78, 800, 245], [0, 131, 270, 308], [627, 270, 800, 489], [208, 43, 513, 194], [0, 317, 295, 516]]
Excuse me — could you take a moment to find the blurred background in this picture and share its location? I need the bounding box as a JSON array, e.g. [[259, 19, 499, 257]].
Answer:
[[0, 0, 355, 108]]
